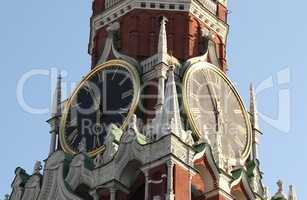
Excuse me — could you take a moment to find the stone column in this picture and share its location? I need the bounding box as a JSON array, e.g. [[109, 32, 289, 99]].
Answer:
[[188, 173, 192, 200], [110, 188, 116, 200], [156, 75, 166, 110], [144, 170, 150, 200], [49, 132, 56, 156], [89, 190, 99, 200], [166, 160, 175, 200]]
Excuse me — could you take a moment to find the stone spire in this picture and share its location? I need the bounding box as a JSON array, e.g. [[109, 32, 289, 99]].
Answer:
[[154, 16, 170, 110], [157, 16, 169, 64], [47, 73, 62, 155], [249, 82, 261, 160], [288, 185, 297, 200], [249, 83, 260, 131], [153, 65, 185, 140]]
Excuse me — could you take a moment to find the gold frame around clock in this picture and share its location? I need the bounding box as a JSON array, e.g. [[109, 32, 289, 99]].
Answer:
[[182, 61, 252, 162], [60, 59, 141, 157]]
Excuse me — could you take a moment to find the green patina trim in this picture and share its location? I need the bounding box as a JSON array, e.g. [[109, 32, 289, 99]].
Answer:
[[112, 128, 123, 143], [83, 154, 95, 170], [232, 168, 244, 180], [135, 133, 147, 145], [192, 142, 207, 153], [246, 160, 256, 178], [62, 153, 74, 177]]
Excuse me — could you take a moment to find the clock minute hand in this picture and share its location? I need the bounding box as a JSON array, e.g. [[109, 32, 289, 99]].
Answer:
[[202, 71, 219, 113], [202, 71, 223, 132]]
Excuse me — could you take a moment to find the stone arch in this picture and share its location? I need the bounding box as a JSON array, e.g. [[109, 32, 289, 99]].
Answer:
[[119, 159, 143, 188], [119, 159, 145, 200]]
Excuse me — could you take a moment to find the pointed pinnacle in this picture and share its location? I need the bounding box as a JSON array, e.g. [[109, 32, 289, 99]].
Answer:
[[158, 16, 168, 63], [249, 82, 260, 131], [51, 73, 62, 117]]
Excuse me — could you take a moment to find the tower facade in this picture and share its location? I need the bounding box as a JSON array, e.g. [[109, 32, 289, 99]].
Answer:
[[89, 0, 228, 72], [6, 1, 298, 200]]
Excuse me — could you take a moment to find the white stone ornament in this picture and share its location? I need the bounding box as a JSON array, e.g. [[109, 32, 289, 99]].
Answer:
[[263, 187, 271, 200], [100, 124, 118, 164], [185, 130, 194, 146], [33, 161, 42, 174], [97, 22, 138, 66], [273, 180, 287, 199]]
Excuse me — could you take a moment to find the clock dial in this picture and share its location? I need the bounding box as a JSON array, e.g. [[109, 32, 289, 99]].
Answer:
[[60, 60, 140, 156], [183, 62, 252, 164]]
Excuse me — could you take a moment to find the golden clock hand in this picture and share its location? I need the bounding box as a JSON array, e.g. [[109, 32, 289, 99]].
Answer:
[[201, 71, 217, 110], [202, 70, 219, 118]]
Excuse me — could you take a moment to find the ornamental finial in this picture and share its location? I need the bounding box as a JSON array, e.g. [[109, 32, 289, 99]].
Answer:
[[33, 161, 42, 174], [272, 180, 287, 199], [288, 185, 297, 200]]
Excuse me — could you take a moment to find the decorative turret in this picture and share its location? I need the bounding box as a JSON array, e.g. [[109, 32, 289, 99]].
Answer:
[[153, 65, 186, 141], [249, 82, 262, 160], [47, 73, 62, 155]]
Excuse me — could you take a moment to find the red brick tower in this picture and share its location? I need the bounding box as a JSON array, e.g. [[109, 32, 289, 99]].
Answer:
[[8, 1, 288, 200], [89, 0, 229, 72]]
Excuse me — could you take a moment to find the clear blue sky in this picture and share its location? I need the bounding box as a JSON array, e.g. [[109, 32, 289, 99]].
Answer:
[[0, 0, 306, 199]]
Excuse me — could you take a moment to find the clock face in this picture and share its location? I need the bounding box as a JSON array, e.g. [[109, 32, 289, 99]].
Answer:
[[60, 60, 140, 156], [182, 62, 251, 164]]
